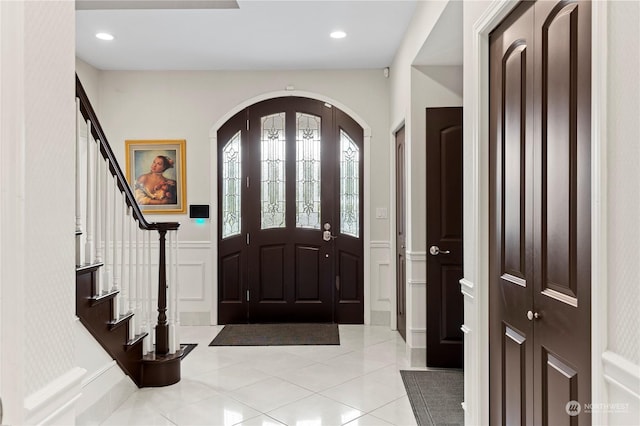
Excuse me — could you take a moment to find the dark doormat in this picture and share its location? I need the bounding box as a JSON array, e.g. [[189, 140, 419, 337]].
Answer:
[[400, 370, 464, 426], [209, 323, 340, 346]]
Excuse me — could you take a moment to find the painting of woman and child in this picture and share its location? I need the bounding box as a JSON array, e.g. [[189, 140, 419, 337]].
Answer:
[[125, 140, 186, 214]]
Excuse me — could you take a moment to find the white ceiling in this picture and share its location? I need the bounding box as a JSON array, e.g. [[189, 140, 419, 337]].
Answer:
[[75, 0, 424, 71]]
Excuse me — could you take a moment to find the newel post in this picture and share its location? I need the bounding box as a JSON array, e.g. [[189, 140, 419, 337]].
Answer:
[[155, 228, 169, 355]]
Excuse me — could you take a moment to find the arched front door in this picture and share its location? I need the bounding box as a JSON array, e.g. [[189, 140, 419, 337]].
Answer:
[[217, 97, 364, 324]]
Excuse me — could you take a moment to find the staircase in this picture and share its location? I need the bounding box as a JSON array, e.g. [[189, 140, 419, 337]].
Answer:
[[74, 75, 182, 387]]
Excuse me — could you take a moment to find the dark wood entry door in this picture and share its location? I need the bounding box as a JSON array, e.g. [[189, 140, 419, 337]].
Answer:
[[425, 107, 463, 368], [218, 97, 364, 324], [489, 1, 591, 424], [395, 126, 406, 341]]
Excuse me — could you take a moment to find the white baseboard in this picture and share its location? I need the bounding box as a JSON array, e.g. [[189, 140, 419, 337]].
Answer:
[[24, 367, 86, 426], [602, 351, 640, 400], [76, 371, 137, 426]]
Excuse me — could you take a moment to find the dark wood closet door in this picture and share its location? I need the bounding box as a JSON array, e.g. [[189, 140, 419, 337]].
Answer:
[[532, 2, 592, 423], [489, 1, 591, 424]]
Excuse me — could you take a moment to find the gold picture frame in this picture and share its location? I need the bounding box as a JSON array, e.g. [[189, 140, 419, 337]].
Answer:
[[125, 139, 186, 214]]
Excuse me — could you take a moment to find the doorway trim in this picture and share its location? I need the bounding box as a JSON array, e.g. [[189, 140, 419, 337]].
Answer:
[[209, 90, 372, 325], [466, 1, 607, 425]]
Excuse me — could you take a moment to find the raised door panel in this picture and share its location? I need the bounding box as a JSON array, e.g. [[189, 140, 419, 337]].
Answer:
[[543, 351, 579, 426], [503, 325, 528, 426], [258, 245, 286, 301], [440, 265, 464, 342], [502, 42, 528, 284], [220, 253, 242, 303], [295, 245, 321, 301], [439, 126, 463, 242]]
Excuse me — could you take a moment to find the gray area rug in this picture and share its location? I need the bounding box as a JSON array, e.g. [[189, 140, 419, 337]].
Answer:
[[209, 323, 340, 346], [400, 370, 464, 426]]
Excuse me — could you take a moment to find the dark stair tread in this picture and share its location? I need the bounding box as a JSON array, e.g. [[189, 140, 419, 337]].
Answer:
[[108, 311, 134, 331], [125, 332, 149, 350], [76, 262, 104, 274], [90, 289, 119, 307]]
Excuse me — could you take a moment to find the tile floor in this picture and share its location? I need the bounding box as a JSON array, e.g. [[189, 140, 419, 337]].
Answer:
[[102, 325, 423, 426]]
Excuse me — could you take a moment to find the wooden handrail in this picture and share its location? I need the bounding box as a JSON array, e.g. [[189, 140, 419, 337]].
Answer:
[[75, 75, 179, 232]]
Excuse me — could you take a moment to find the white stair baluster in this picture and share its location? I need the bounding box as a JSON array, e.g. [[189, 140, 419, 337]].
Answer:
[[102, 160, 111, 295], [136, 226, 143, 338], [146, 231, 153, 354], [94, 146, 103, 294], [75, 98, 83, 266], [173, 230, 181, 353], [167, 231, 175, 354], [139, 227, 146, 340], [84, 119, 94, 266], [120, 196, 127, 317], [111, 176, 120, 318], [128, 208, 136, 341]]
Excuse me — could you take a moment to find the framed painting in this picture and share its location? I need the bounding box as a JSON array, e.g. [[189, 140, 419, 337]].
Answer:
[[125, 139, 187, 214]]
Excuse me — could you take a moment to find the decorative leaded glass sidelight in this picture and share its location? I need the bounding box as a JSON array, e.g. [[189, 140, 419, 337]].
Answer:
[[222, 131, 241, 238], [261, 113, 286, 229], [340, 130, 359, 237], [296, 113, 322, 229]]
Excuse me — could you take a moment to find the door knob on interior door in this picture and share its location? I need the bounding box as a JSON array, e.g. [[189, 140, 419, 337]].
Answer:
[[526, 310, 541, 321], [429, 245, 450, 255]]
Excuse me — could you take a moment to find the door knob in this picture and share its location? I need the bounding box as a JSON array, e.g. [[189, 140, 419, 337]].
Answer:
[[429, 245, 450, 255], [526, 310, 540, 321], [323, 223, 337, 241]]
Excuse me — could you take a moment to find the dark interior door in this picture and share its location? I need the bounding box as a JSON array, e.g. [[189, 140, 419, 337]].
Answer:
[[395, 126, 406, 341], [489, 1, 591, 424], [425, 107, 464, 368], [218, 97, 364, 324]]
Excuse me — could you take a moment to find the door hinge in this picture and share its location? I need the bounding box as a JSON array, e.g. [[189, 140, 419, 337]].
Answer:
[[246, 119, 250, 130], [335, 276, 340, 291], [246, 290, 250, 301], [246, 176, 250, 188], [246, 233, 250, 245]]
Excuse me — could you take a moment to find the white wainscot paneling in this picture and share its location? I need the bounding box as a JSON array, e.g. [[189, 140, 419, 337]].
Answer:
[[176, 241, 212, 324], [409, 280, 426, 348], [406, 250, 427, 347], [370, 241, 391, 318], [178, 261, 206, 301]]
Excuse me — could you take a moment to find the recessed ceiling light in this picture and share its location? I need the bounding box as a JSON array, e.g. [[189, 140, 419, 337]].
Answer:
[[95, 32, 114, 41], [330, 31, 346, 39]]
